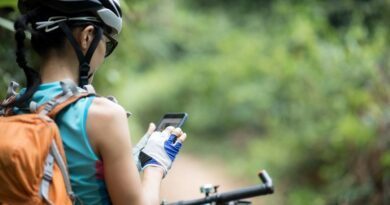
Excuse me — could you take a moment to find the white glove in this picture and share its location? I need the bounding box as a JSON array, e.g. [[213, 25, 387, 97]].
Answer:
[[132, 123, 156, 172], [139, 127, 186, 177]]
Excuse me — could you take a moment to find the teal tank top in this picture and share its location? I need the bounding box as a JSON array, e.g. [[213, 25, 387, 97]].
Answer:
[[16, 82, 111, 205]]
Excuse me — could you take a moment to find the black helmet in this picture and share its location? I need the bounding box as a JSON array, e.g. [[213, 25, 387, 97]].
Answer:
[[17, 0, 123, 87], [18, 0, 122, 35]]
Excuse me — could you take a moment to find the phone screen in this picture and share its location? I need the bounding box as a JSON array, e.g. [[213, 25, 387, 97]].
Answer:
[[156, 113, 188, 131]]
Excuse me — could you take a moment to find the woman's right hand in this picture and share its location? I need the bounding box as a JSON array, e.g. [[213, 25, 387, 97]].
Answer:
[[139, 126, 187, 177]]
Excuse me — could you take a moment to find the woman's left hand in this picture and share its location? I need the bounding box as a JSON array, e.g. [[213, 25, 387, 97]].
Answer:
[[139, 126, 187, 177], [132, 123, 156, 171]]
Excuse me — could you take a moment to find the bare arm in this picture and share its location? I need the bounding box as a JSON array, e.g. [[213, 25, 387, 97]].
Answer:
[[87, 97, 168, 205]]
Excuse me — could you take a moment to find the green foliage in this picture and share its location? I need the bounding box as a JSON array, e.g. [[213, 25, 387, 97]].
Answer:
[[1, 0, 389, 204], [0, 1, 16, 8], [113, 1, 389, 204]]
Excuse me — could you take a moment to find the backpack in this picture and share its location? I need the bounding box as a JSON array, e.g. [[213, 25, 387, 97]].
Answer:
[[0, 80, 94, 205]]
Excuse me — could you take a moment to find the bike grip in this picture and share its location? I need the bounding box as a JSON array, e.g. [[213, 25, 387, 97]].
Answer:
[[258, 170, 273, 191]]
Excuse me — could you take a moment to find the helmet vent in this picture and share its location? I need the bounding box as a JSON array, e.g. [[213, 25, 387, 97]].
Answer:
[[35, 16, 100, 32]]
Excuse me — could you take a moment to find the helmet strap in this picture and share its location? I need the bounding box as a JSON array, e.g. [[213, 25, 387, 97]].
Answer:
[[58, 22, 103, 87]]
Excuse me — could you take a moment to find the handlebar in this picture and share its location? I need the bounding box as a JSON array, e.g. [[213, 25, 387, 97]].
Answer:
[[163, 170, 274, 205]]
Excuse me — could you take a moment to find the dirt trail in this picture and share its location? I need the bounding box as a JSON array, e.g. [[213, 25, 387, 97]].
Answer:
[[160, 154, 262, 204]]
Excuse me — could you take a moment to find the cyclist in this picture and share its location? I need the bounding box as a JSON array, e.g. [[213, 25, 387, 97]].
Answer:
[[10, 0, 187, 204]]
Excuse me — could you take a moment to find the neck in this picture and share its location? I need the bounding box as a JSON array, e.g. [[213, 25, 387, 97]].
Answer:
[[39, 52, 79, 84]]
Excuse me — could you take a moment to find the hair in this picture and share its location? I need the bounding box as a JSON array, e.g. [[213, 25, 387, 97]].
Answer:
[[12, 10, 42, 108], [10, 6, 105, 108], [11, 7, 81, 108]]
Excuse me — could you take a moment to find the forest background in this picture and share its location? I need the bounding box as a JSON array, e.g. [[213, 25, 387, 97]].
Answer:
[[0, 0, 389, 204]]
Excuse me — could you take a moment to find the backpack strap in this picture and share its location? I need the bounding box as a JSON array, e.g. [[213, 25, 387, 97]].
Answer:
[[37, 80, 95, 203], [6, 81, 20, 98], [37, 80, 95, 118], [40, 146, 55, 205], [83, 84, 96, 94], [40, 140, 76, 204], [0, 81, 20, 116], [45, 93, 93, 118]]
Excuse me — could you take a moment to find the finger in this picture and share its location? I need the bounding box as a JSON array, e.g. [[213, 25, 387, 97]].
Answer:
[[172, 128, 183, 137], [163, 126, 175, 133], [146, 123, 156, 135], [176, 133, 187, 143], [161, 126, 175, 139], [174, 140, 183, 149]]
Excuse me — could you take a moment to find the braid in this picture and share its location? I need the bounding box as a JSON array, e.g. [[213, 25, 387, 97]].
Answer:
[[12, 12, 41, 107]]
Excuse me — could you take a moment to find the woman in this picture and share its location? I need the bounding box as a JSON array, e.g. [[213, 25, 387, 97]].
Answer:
[[10, 0, 187, 204]]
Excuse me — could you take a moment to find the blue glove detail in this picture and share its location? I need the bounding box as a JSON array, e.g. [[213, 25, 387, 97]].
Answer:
[[144, 158, 160, 166], [164, 134, 182, 161], [140, 133, 183, 176]]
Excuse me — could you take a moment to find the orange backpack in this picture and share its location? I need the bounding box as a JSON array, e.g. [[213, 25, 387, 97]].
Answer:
[[0, 81, 92, 205]]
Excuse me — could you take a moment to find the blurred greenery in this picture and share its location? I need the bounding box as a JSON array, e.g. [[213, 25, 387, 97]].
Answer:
[[1, 0, 389, 204]]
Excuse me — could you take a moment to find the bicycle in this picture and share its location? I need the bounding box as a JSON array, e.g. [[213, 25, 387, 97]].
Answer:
[[161, 170, 274, 205]]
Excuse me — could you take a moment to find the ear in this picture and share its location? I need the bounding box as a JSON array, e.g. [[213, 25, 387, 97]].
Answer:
[[78, 25, 95, 53]]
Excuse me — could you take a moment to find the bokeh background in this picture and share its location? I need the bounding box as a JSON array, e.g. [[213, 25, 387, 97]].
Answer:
[[1, 0, 389, 204]]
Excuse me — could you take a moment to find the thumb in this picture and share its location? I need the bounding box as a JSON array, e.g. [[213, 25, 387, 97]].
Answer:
[[147, 123, 156, 135]]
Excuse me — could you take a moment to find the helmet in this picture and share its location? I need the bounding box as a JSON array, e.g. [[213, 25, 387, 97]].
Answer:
[[18, 0, 122, 35], [17, 0, 123, 87]]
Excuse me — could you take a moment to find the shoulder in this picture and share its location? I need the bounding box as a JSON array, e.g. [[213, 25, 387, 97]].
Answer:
[[86, 97, 131, 156], [88, 97, 127, 121]]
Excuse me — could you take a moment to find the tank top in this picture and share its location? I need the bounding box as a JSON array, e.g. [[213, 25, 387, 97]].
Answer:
[[15, 82, 112, 205]]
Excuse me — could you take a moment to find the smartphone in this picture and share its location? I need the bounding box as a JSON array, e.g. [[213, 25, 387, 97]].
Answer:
[[156, 113, 188, 131]]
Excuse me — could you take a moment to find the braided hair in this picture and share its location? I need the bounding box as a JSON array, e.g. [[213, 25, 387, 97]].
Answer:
[[10, 5, 108, 108], [12, 11, 41, 107], [11, 8, 69, 108]]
